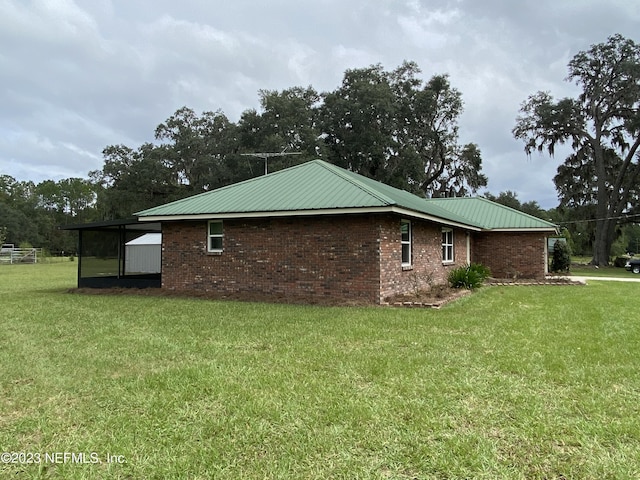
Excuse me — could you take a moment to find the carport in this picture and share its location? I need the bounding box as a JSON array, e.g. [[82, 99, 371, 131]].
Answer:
[[61, 219, 162, 288]]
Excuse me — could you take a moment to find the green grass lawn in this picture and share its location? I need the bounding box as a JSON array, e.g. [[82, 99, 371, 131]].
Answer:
[[569, 265, 634, 278], [569, 256, 636, 278], [1, 263, 640, 479]]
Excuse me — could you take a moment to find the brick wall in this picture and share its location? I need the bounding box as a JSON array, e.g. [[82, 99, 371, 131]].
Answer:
[[161, 215, 381, 304], [379, 215, 468, 302], [161, 214, 549, 304], [472, 231, 548, 279]]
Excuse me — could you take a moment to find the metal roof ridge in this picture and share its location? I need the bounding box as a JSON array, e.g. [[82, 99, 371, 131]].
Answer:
[[313, 160, 398, 206]]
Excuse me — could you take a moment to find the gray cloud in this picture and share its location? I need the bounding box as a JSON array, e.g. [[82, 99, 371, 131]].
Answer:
[[1, 0, 637, 208]]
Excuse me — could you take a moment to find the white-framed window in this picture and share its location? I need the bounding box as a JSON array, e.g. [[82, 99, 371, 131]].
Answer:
[[208, 220, 223, 253], [401, 220, 412, 265], [442, 228, 454, 263]]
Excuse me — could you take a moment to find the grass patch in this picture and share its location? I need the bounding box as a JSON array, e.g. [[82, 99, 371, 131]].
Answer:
[[2, 263, 640, 478], [569, 265, 633, 278], [569, 256, 635, 278]]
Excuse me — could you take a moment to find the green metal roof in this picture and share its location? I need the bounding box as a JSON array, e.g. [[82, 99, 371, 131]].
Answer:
[[137, 160, 386, 215], [136, 160, 468, 224], [425, 197, 557, 230], [136, 160, 556, 231]]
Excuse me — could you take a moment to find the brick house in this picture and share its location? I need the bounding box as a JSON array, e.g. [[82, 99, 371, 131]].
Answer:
[[130, 160, 557, 304]]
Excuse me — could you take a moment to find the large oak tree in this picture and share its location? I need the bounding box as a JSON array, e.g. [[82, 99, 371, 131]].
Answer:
[[514, 34, 640, 265], [320, 62, 487, 196]]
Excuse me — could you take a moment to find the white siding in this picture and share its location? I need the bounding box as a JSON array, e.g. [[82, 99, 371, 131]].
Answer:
[[125, 234, 161, 274]]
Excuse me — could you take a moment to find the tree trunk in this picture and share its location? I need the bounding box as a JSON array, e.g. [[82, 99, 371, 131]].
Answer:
[[591, 220, 614, 266], [590, 140, 613, 266], [591, 206, 619, 266]]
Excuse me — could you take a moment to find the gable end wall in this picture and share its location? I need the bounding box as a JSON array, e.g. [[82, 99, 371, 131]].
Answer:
[[472, 231, 548, 279]]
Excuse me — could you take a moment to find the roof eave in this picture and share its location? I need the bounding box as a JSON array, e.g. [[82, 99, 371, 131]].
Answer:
[[137, 207, 392, 222], [484, 227, 558, 233], [137, 206, 484, 231]]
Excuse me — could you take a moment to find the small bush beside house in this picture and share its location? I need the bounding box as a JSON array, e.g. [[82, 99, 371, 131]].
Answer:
[[448, 263, 491, 289]]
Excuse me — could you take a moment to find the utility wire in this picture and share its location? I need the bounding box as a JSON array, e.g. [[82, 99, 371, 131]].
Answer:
[[556, 212, 640, 225]]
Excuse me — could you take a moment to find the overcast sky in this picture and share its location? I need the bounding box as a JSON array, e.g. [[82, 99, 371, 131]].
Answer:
[[1, 0, 639, 208]]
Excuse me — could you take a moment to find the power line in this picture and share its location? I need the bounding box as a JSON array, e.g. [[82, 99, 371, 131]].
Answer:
[[556, 212, 640, 226]]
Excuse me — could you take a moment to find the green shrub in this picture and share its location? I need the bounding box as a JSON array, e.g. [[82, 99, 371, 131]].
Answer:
[[448, 263, 491, 289], [551, 240, 571, 273]]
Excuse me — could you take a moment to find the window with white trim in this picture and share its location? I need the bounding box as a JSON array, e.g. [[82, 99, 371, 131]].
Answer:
[[208, 221, 223, 253], [442, 228, 454, 263], [401, 220, 411, 265]]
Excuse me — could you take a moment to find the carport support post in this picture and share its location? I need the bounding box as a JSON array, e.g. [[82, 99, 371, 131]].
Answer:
[[117, 225, 125, 279], [76, 230, 83, 288]]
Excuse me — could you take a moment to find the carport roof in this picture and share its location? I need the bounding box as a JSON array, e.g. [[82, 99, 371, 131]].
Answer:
[[60, 219, 161, 232]]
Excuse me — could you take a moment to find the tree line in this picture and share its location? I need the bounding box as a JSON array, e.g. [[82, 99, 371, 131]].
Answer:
[[0, 176, 95, 254], [90, 61, 488, 220], [2, 36, 640, 264]]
